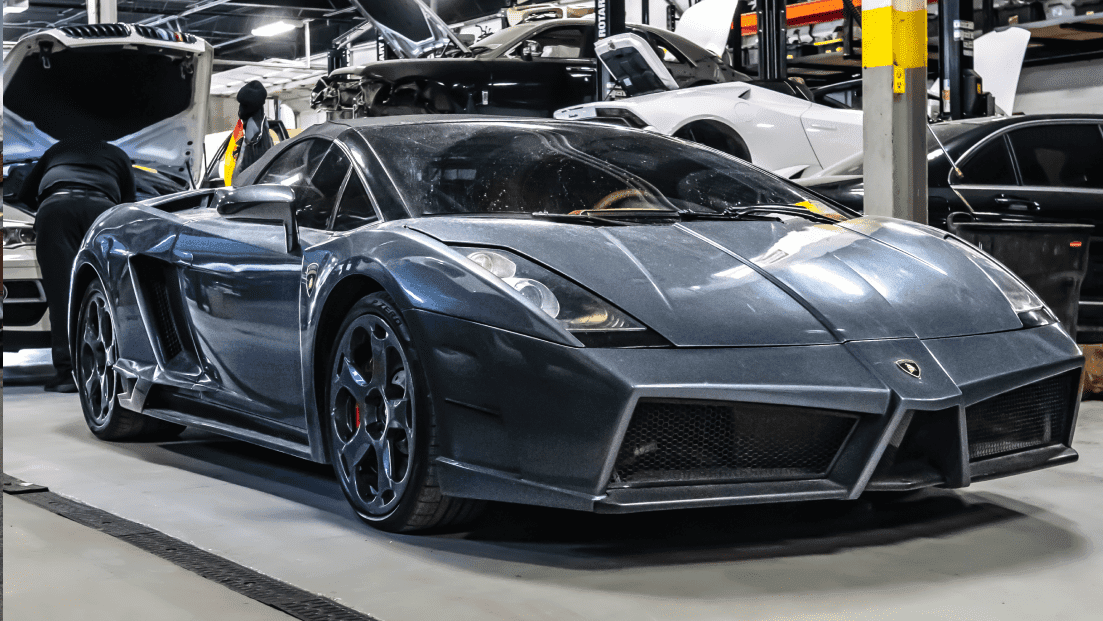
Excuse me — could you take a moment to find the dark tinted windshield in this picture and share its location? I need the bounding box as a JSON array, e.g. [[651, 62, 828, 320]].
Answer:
[[368, 122, 841, 218]]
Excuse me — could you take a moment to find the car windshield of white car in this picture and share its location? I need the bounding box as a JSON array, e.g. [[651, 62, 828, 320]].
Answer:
[[368, 122, 847, 221]]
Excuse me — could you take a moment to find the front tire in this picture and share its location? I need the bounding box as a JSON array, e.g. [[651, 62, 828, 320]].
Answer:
[[324, 293, 483, 532], [76, 280, 184, 441]]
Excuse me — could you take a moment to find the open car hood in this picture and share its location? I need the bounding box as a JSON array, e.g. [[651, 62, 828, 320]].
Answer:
[[2, 26, 212, 187], [674, 0, 740, 58], [348, 0, 472, 59]]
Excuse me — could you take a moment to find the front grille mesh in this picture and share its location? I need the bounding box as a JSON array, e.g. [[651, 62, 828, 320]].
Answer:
[[966, 373, 1076, 461], [611, 400, 857, 487], [4, 280, 46, 301], [2, 302, 48, 326]]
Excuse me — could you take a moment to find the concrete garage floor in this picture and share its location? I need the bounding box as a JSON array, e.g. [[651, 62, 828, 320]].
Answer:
[[4, 369, 1103, 620]]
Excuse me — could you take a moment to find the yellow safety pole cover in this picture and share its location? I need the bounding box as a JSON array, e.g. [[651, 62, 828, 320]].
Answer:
[[863, 0, 928, 93]]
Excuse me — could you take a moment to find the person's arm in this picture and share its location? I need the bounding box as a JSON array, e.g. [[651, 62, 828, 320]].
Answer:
[[119, 155, 137, 204], [16, 145, 54, 210]]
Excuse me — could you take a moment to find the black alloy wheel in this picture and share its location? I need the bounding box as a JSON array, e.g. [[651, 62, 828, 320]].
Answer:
[[76, 280, 184, 441], [325, 293, 484, 532]]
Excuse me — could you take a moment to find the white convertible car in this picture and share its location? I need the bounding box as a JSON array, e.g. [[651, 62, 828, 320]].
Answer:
[[3, 24, 211, 353], [555, 32, 862, 178]]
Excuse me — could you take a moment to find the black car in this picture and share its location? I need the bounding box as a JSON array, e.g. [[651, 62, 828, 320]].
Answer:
[[800, 114, 1103, 339], [312, 12, 746, 118]]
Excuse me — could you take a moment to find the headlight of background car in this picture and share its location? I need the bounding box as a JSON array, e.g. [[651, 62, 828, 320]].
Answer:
[[947, 236, 1056, 328], [3, 223, 37, 249], [455, 247, 667, 347]]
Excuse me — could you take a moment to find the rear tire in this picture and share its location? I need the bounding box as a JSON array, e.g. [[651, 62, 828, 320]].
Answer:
[[75, 279, 185, 441], [673, 120, 752, 161], [323, 292, 484, 532]]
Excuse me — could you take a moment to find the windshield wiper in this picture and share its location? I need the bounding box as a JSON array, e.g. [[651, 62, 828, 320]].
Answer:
[[530, 211, 631, 226], [722, 205, 840, 225], [677, 209, 781, 222]]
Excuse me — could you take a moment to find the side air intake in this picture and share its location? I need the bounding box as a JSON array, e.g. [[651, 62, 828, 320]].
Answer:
[[966, 372, 1078, 461]]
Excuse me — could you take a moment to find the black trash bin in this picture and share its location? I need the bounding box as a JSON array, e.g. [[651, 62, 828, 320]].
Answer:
[[947, 212, 1092, 341]]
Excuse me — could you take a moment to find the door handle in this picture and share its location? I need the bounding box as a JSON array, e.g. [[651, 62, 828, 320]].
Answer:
[[994, 196, 1040, 210], [567, 67, 596, 75], [808, 123, 837, 131]]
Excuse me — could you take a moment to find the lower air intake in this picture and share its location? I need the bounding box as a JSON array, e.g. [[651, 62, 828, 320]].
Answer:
[[966, 372, 1077, 461], [611, 400, 858, 487]]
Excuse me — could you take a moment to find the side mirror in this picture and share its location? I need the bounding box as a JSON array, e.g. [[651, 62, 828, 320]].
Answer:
[[213, 184, 300, 253], [522, 39, 542, 61]]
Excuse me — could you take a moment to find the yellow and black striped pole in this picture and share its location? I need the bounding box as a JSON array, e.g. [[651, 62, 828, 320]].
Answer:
[[862, 0, 929, 224]]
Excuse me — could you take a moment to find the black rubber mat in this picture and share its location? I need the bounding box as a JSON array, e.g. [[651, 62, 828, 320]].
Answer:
[[3, 473, 383, 621]]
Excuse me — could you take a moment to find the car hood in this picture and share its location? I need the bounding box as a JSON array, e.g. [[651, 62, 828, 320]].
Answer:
[[674, 0, 740, 58], [3, 27, 212, 186], [408, 215, 1025, 346], [348, 0, 471, 59]]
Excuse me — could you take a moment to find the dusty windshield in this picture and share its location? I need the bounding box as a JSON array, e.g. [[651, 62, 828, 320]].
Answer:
[[368, 122, 846, 219]]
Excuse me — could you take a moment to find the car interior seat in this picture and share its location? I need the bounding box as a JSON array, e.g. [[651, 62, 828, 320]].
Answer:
[[594, 33, 680, 97]]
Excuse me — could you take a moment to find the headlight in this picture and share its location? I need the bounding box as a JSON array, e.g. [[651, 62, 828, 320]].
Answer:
[[456, 247, 667, 347], [947, 236, 1055, 327], [3, 224, 37, 249]]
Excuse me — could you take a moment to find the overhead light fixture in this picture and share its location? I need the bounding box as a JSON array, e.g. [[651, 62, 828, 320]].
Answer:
[[4, 0, 30, 15], [251, 20, 299, 38]]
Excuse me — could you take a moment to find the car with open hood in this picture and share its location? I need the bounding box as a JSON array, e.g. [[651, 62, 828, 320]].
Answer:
[[311, 0, 745, 118], [70, 117, 1083, 533], [555, 32, 862, 176], [2, 24, 212, 352]]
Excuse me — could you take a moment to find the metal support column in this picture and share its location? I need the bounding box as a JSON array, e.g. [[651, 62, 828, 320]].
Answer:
[[757, 0, 787, 79], [938, 0, 978, 119], [726, 1, 747, 72], [86, 0, 117, 24], [862, 0, 928, 223], [595, 0, 626, 100], [328, 44, 351, 73]]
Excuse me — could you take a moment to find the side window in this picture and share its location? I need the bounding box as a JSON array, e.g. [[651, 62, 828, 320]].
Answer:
[[508, 27, 587, 59], [957, 136, 1017, 186], [256, 138, 328, 186], [297, 144, 351, 230], [1008, 124, 1103, 189], [332, 173, 379, 231]]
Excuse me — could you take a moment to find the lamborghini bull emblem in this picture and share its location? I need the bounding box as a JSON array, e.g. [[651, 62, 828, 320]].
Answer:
[[896, 359, 922, 379]]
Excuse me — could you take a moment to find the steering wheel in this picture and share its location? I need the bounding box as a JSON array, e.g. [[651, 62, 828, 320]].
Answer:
[[587, 188, 647, 212]]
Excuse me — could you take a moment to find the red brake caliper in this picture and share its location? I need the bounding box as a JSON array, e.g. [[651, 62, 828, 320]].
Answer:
[[355, 404, 361, 428]]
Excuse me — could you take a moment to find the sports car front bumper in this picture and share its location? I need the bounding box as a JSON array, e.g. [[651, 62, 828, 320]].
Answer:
[[3, 243, 51, 352], [409, 310, 1082, 513]]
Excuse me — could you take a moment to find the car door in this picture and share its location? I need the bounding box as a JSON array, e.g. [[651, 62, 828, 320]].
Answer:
[[947, 133, 1020, 213], [1003, 122, 1103, 332], [173, 138, 351, 426], [488, 24, 596, 114]]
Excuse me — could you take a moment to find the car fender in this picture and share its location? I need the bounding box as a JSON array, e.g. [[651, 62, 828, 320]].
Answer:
[[299, 225, 579, 462]]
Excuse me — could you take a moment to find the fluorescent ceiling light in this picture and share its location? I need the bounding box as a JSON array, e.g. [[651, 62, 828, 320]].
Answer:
[[252, 20, 298, 37], [4, 0, 30, 15]]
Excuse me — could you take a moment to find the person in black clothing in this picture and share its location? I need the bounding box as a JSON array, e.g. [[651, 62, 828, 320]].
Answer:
[[17, 139, 137, 393], [232, 80, 274, 177]]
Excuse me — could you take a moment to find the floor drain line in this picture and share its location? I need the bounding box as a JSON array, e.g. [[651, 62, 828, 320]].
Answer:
[[3, 473, 384, 621]]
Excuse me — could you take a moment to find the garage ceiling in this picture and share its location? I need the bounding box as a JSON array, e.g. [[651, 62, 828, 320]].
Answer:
[[3, 0, 517, 64]]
